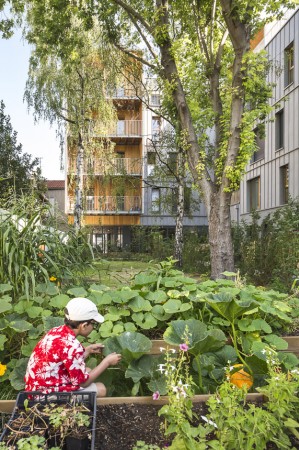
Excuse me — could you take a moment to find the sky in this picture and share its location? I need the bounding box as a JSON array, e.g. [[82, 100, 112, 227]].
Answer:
[[0, 29, 64, 180]]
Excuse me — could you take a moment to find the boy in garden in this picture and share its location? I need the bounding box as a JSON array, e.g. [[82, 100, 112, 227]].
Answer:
[[24, 297, 121, 397]]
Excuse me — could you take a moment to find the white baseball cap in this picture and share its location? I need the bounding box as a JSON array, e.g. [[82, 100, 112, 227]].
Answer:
[[65, 298, 104, 323]]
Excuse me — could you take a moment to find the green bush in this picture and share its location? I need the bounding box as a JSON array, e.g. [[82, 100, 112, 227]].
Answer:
[[233, 200, 299, 292]]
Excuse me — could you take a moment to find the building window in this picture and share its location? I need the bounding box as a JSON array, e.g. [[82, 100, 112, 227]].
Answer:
[[280, 164, 289, 204], [152, 116, 161, 142], [147, 152, 156, 165], [275, 109, 284, 150], [85, 189, 94, 211], [151, 188, 160, 212], [251, 127, 265, 162], [150, 94, 160, 106], [167, 152, 178, 174], [285, 42, 294, 87], [248, 177, 260, 211]]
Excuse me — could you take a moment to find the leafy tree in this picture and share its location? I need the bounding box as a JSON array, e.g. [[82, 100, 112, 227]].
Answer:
[[91, 0, 295, 279], [24, 20, 117, 230], [0, 100, 44, 199]]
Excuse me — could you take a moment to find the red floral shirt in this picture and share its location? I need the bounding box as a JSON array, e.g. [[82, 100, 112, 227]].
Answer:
[[25, 325, 89, 393]]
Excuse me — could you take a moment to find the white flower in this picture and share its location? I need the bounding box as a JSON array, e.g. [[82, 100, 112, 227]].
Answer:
[[157, 364, 166, 373], [159, 347, 166, 352], [170, 348, 176, 354], [201, 416, 218, 428], [291, 369, 299, 374], [261, 349, 267, 354]]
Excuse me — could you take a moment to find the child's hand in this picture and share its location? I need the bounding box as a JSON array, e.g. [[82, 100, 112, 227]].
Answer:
[[85, 344, 105, 357], [104, 352, 122, 366]]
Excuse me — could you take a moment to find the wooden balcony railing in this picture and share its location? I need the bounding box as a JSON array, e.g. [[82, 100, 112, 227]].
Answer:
[[112, 86, 141, 99], [67, 196, 142, 214], [107, 120, 142, 137], [68, 158, 143, 176]]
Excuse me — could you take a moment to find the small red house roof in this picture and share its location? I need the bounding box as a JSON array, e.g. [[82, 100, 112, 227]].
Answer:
[[47, 180, 65, 190]]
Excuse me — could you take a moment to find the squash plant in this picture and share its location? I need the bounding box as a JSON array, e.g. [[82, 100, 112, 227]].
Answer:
[[1, 259, 299, 395]]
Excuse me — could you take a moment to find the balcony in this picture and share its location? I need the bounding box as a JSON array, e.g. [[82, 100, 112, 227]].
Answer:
[[68, 157, 143, 176], [112, 86, 141, 99], [107, 120, 142, 138], [67, 196, 142, 214]]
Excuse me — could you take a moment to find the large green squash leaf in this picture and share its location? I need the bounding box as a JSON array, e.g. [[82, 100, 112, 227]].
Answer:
[[125, 354, 158, 383], [206, 292, 259, 323], [0, 299, 12, 315], [67, 287, 87, 297], [49, 294, 70, 309], [8, 320, 32, 332], [147, 377, 167, 395], [163, 319, 208, 346], [43, 315, 64, 331], [0, 284, 13, 294], [88, 291, 114, 306], [145, 290, 168, 304], [88, 283, 111, 292], [128, 296, 152, 312], [0, 334, 7, 351], [151, 305, 172, 321], [103, 332, 152, 363], [132, 312, 157, 329], [133, 274, 157, 286], [278, 352, 299, 369], [9, 358, 28, 390]]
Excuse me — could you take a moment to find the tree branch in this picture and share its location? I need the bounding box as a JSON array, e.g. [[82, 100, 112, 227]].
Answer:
[[127, 11, 158, 61], [112, 0, 153, 34], [113, 42, 158, 71]]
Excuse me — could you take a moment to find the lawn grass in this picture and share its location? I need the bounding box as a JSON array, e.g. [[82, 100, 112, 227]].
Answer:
[[86, 259, 154, 288]]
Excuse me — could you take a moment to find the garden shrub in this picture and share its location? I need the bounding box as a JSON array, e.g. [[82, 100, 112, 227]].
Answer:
[[233, 200, 299, 292]]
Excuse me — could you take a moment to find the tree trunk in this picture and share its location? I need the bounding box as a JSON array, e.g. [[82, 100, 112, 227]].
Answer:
[[174, 181, 184, 268], [173, 148, 186, 268], [208, 190, 235, 279], [74, 135, 84, 231]]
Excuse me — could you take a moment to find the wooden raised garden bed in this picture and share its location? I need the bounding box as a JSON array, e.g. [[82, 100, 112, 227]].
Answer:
[[0, 336, 298, 415]]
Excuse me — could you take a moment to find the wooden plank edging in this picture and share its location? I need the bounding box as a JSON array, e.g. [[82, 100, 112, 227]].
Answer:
[[96, 392, 264, 406], [0, 393, 265, 414]]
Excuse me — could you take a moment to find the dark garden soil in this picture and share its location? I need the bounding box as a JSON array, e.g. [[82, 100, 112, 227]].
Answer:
[[95, 403, 299, 450]]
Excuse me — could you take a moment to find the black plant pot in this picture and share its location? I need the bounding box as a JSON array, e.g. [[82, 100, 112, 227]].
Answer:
[[66, 436, 89, 450], [47, 431, 63, 449]]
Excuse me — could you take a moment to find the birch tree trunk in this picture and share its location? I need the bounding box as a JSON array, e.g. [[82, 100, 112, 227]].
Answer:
[[74, 133, 84, 231], [174, 149, 185, 268], [174, 181, 184, 268]]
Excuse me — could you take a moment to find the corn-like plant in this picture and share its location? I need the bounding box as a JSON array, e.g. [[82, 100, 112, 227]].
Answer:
[[0, 194, 93, 299]]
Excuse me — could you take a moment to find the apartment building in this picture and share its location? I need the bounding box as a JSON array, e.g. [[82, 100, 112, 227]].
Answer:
[[66, 76, 206, 252], [235, 8, 299, 223]]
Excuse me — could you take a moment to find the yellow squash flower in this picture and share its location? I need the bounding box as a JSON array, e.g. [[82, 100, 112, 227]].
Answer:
[[0, 363, 7, 376], [49, 276, 57, 282]]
